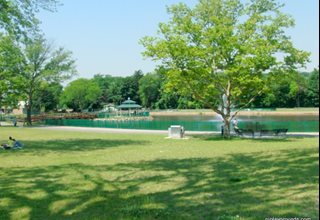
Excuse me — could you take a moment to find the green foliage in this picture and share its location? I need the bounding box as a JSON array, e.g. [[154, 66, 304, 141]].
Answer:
[[91, 71, 143, 107], [0, 34, 25, 107], [120, 70, 143, 104], [92, 74, 125, 106], [107, 77, 125, 105], [154, 89, 179, 109], [140, 0, 310, 137], [0, 0, 59, 37], [60, 78, 102, 111], [306, 68, 319, 107], [32, 81, 63, 112], [251, 69, 318, 108], [138, 72, 162, 108], [0, 35, 76, 124], [21, 36, 76, 124]]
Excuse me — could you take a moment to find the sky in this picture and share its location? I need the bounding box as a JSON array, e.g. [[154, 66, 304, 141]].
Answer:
[[38, 0, 319, 79]]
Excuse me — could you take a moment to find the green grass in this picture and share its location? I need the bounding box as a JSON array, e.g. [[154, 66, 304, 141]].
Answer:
[[0, 127, 319, 220]]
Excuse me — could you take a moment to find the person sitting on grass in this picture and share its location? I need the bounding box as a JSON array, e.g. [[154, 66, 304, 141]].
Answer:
[[9, 136, 23, 149]]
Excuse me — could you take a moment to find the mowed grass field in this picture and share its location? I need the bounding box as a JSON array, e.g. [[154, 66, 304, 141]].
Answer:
[[0, 127, 319, 220]]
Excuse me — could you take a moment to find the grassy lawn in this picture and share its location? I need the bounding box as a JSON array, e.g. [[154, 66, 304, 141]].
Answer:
[[0, 127, 319, 220]]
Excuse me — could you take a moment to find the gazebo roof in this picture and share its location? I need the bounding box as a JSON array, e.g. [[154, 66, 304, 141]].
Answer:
[[117, 98, 142, 109], [122, 99, 136, 105]]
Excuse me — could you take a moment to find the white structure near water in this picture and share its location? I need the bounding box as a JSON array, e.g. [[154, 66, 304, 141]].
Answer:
[[168, 125, 185, 138]]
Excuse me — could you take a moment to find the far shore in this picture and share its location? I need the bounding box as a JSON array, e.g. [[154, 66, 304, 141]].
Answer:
[[150, 108, 319, 117]]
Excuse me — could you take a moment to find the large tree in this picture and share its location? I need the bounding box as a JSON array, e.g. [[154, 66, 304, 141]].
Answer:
[[20, 36, 76, 124], [141, 0, 310, 137]]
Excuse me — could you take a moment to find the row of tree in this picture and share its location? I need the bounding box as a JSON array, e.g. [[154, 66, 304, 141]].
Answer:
[[27, 67, 318, 113]]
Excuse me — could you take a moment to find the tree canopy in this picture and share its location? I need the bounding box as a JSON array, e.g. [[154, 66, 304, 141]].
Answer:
[[141, 0, 310, 137], [60, 78, 101, 112], [0, 34, 26, 108], [138, 72, 162, 108]]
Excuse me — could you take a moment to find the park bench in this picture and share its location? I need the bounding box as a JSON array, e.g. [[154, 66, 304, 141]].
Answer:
[[259, 129, 288, 138], [274, 129, 288, 137], [259, 129, 276, 137]]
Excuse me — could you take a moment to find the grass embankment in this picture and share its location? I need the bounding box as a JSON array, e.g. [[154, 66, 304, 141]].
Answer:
[[0, 127, 319, 220]]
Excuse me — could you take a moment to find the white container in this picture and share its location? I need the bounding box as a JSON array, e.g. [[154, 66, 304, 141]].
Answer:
[[168, 125, 184, 138]]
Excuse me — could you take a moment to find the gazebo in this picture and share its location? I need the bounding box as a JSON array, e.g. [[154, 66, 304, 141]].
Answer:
[[117, 98, 142, 116]]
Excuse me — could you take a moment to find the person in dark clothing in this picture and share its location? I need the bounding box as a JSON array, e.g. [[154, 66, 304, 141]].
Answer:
[[1, 143, 12, 150]]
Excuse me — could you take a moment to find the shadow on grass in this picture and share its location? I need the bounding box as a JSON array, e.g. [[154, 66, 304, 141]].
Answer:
[[10, 139, 150, 153], [0, 148, 318, 219], [191, 134, 293, 142]]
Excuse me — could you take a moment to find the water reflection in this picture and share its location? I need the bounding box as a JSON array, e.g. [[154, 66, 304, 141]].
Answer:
[[151, 114, 319, 132]]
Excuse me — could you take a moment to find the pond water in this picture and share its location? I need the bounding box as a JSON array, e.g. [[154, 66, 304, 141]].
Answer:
[[152, 115, 319, 132], [153, 115, 319, 132], [45, 114, 319, 132]]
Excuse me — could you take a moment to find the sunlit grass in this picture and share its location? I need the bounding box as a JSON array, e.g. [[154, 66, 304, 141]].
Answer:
[[0, 127, 319, 219]]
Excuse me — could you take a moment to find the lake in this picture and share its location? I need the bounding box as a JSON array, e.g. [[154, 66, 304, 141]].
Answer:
[[45, 113, 319, 132], [151, 114, 319, 132]]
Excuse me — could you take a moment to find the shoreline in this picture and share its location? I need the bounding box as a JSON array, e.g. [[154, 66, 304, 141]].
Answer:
[[28, 126, 319, 137], [150, 110, 319, 117]]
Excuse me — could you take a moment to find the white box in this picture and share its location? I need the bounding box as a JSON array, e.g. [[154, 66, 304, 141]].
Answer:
[[168, 125, 184, 138]]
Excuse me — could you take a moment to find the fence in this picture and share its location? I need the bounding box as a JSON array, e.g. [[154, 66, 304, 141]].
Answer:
[[96, 112, 150, 118], [44, 119, 319, 132], [0, 115, 16, 122], [45, 119, 220, 131]]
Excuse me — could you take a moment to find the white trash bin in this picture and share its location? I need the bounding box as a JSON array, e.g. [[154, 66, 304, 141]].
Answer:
[[168, 125, 185, 138]]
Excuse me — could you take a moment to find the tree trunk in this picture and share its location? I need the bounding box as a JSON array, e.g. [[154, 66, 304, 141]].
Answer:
[[26, 105, 32, 125], [222, 116, 231, 138], [223, 83, 232, 138], [217, 104, 232, 138], [26, 95, 33, 126]]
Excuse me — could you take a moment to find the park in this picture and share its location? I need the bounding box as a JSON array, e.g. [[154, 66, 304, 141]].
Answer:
[[0, 126, 319, 219], [0, 0, 319, 219]]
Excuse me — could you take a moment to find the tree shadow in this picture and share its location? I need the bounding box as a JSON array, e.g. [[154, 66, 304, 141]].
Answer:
[[6, 139, 150, 154], [191, 134, 293, 142], [190, 134, 233, 141], [0, 148, 318, 219]]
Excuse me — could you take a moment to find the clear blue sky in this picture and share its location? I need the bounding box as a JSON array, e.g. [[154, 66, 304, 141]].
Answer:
[[38, 0, 319, 78]]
